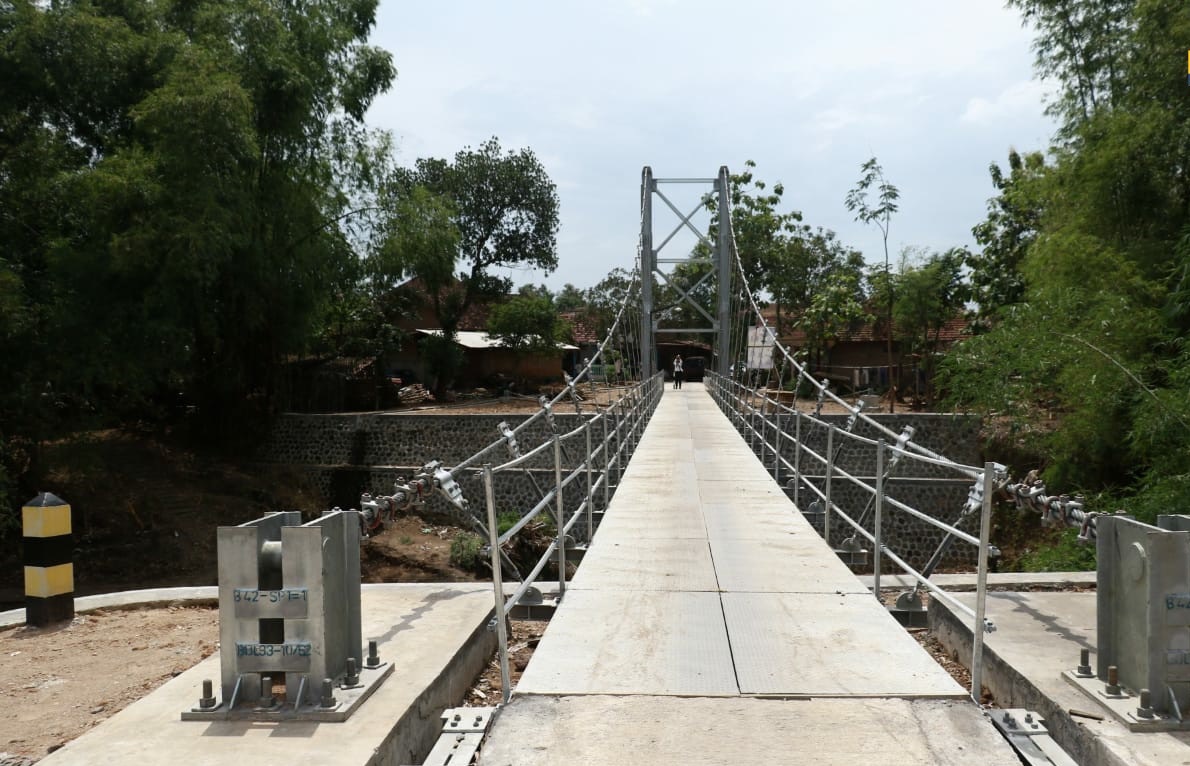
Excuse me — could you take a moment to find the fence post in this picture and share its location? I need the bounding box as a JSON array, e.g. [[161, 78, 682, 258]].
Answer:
[[554, 436, 567, 598], [482, 465, 511, 704], [585, 420, 594, 543], [971, 462, 995, 702], [874, 439, 885, 601]]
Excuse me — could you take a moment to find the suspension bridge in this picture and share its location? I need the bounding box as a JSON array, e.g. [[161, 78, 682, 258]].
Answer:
[[28, 167, 1183, 766], [418, 168, 1026, 764]]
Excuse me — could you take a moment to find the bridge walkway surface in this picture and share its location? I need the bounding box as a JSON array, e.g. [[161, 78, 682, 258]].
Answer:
[[476, 382, 1021, 765]]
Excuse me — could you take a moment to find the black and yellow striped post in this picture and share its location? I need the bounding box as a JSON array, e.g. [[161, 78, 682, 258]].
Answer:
[[23, 492, 74, 626]]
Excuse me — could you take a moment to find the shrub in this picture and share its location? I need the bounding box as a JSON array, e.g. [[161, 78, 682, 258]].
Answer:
[[449, 532, 484, 570]]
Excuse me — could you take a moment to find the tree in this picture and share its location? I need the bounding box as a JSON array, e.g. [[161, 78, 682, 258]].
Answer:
[[969, 150, 1046, 317], [768, 227, 866, 338], [585, 268, 635, 338], [892, 248, 969, 403], [487, 294, 570, 354], [798, 271, 872, 372], [1006, 0, 1134, 138], [555, 283, 586, 313], [389, 137, 560, 398], [940, 0, 1190, 509], [0, 0, 395, 480], [845, 157, 900, 410]]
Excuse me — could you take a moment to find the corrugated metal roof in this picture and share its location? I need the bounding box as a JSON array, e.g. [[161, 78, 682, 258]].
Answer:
[[416, 329, 578, 351]]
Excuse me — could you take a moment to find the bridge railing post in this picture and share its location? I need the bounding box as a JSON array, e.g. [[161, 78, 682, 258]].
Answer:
[[792, 410, 802, 508], [825, 425, 835, 545], [482, 464, 512, 704], [773, 411, 782, 484], [601, 413, 611, 510], [554, 436, 567, 599], [971, 461, 995, 702], [874, 439, 885, 601], [585, 420, 594, 543], [613, 403, 623, 489]]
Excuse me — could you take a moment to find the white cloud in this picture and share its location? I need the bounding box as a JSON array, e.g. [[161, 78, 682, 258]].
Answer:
[[367, 0, 1056, 289], [960, 80, 1050, 125]]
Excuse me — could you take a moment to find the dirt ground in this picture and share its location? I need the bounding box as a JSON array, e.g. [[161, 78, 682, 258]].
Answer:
[[0, 606, 218, 763], [360, 516, 482, 583], [463, 620, 549, 705]]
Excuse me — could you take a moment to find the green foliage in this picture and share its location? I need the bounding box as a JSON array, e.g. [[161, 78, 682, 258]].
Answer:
[[585, 268, 635, 338], [697, 161, 867, 358], [716, 160, 805, 296], [944, 0, 1190, 526], [892, 247, 968, 401], [0, 0, 396, 451], [382, 137, 560, 397], [799, 271, 871, 368], [420, 334, 465, 395], [555, 284, 587, 313], [487, 295, 570, 354], [1121, 473, 1190, 526], [969, 150, 1046, 314], [1006, 0, 1133, 138], [845, 156, 900, 400], [449, 532, 484, 570], [1015, 528, 1098, 572], [845, 157, 900, 237], [496, 511, 522, 535], [765, 228, 868, 365]]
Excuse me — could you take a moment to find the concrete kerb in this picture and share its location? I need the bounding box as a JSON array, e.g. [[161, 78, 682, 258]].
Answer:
[[928, 591, 1190, 766], [0, 586, 219, 628], [860, 571, 1097, 592], [0, 582, 565, 630], [928, 594, 1117, 766]]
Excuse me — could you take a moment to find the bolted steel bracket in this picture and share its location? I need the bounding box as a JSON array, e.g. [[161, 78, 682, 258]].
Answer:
[[539, 395, 557, 434], [498, 421, 522, 459], [422, 460, 468, 512], [441, 706, 496, 734], [990, 709, 1078, 766]]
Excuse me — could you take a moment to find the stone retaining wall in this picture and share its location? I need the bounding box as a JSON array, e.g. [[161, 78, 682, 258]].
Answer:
[[261, 412, 599, 469], [262, 408, 983, 569], [260, 411, 635, 538]]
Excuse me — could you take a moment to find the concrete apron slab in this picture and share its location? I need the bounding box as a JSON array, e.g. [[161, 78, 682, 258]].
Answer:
[[37, 584, 497, 766], [514, 590, 737, 696], [477, 695, 1023, 766], [932, 591, 1190, 766]]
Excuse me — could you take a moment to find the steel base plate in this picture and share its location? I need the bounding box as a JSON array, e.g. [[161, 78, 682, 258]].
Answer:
[[180, 662, 394, 722], [1062, 670, 1190, 731]]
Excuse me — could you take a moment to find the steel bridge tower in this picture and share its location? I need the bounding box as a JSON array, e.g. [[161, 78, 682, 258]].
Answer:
[[639, 166, 734, 378]]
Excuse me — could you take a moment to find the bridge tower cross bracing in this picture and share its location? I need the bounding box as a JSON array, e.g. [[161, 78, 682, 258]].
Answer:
[[638, 166, 735, 378]]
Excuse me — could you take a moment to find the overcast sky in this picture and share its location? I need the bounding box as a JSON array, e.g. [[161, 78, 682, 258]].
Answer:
[[367, 0, 1054, 291]]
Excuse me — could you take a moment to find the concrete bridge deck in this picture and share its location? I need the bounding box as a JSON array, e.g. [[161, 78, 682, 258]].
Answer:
[[477, 383, 1021, 765]]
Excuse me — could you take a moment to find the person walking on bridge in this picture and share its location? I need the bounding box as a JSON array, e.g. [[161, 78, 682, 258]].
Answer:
[[673, 355, 684, 389]]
